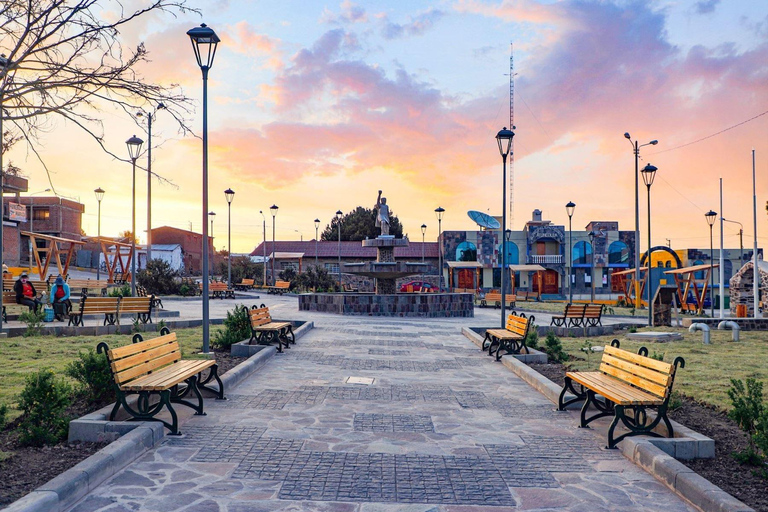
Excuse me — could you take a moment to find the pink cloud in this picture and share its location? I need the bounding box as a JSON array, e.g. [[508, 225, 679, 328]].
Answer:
[[223, 21, 285, 70]]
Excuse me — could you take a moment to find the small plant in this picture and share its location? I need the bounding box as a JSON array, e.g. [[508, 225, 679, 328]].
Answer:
[[212, 305, 251, 349], [629, 307, 636, 317], [628, 326, 637, 334], [605, 306, 615, 315], [524, 323, 538, 350], [580, 340, 595, 365], [650, 351, 665, 362], [727, 378, 768, 467], [616, 297, 626, 308], [669, 391, 683, 411], [544, 331, 568, 363], [0, 403, 8, 430], [65, 349, 115, 404], [131, 317, 142, 334], [157, 319, 167, 332], [18, 309, 45, 337], [17, 368, 73, 446], [108, 284, 131, 297]]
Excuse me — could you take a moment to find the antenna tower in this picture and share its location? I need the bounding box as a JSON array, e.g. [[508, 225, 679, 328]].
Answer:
[[508, 43, 515, 229]]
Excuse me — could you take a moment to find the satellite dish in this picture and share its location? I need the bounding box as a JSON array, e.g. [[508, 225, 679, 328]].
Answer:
[[467, 210, 501, 230]]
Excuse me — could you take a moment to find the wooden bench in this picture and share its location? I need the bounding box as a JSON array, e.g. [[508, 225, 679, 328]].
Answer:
[[136, 286, 163, 309], [3, 278, 47, 293], [68, 296, 120, 326], [266, 280, 291, 295], [1, 290, 27, 321], [342, 283, 359, 292], [583, 303, 604, 327], [200, 281, 235, 299], [482, 312, 534, 361], [110, 272, 132, 285], [557, 341, 686, 449], [550, 303, 588, 327], [68, 279, 109, 297], [97, 329, 225, 435], [234, 278, 255, 291], [480, 291, 515, 308], [515, 290, 540, 302], [249, 305, 294, 352], [119, 297, 153, 324]]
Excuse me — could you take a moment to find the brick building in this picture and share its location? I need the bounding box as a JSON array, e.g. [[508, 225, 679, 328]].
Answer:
[[1, 175, 29, 267], [150, 226, 214, 275]]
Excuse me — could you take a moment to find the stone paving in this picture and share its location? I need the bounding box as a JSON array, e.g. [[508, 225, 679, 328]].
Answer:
[[65, 314, 693, 512]]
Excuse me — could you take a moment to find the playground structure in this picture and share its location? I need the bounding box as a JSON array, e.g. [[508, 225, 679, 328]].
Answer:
[[21, 231, 85, 278]]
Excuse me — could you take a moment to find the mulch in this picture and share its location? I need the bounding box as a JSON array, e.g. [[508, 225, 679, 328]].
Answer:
[[0, 346, 247, 507], [528, 361, 768, 512]]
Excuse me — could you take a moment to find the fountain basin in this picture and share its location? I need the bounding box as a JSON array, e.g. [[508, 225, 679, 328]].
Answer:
[[298, 293, 474, 318]]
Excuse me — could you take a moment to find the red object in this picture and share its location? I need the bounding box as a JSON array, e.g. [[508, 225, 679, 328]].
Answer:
[[399, 281, 434, 293], [55, 287, 66, 300], [22, 282, 34, 298]]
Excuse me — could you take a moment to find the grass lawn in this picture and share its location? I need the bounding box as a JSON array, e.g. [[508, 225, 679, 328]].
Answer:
[[0, 326, 213, 419], [549, 327, 768, 411]]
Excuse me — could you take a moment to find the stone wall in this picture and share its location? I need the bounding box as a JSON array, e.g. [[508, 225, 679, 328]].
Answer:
[[299, 293, 474, 318], [729, 261, 768, 316]]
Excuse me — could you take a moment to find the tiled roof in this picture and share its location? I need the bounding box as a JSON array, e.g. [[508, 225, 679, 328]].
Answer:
[[250, 240, 438, 259]]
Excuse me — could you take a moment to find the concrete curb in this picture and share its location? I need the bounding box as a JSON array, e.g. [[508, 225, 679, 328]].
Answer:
[[460, 328, 752, 512], [230, 320, 314, 357]]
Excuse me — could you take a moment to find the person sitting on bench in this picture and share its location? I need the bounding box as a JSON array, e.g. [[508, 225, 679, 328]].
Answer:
[[49, 275, 71, 321], [14, 272, 41, 312]]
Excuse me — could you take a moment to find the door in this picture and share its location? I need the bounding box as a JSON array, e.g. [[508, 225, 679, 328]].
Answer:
[[457, 269, 474, 289], [532, 270, 558, 294]]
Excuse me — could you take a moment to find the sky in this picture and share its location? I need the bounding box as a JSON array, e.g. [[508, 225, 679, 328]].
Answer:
[[6, 0, 768, 254]]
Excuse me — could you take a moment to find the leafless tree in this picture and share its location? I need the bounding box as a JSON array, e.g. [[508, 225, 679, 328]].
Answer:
[[0, 0, 200, 189]]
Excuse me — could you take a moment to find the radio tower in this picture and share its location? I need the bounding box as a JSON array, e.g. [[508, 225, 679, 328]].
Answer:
[[508, 43, 515, 229]]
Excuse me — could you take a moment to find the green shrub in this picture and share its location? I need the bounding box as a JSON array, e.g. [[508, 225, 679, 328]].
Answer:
[[544, 331, 568, 363], [651, 351, 665, 362], [728, 378, 767, 466], [65, 349, 115, 405], [18, 309, 45, 337], [136, 259, 181, 295], [628, 326, 637, 334], [108, 284, 131, 297], [0, 403, 8, 430], [524, 324, 539, 350], [17, 368, 72, 446], [212, 305, 251, 349]]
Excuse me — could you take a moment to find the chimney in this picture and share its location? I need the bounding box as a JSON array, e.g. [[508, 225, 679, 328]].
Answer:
[[532, 209, 542, 222]]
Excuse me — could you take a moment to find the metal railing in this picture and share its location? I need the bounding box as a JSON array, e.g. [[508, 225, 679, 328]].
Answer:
[[528, 254, 563, 264]]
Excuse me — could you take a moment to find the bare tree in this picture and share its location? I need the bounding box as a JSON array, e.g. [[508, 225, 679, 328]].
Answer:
[[0, 0, 199, 189]]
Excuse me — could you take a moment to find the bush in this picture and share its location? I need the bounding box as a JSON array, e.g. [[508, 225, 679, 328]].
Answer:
[[217, 256, 264, 285], [65, 349, 115, 405], [544, 331, 568, 363], [108, 283, 131, 297], [136, 259, 181, 295], [18, 309, 45, 337], [292, 266, 338, 292], [212, 305, 251, 349], [524, 324, 539, 350], [17, 368, 72, 446], [728, 378, 768, 466], [0, 403, 7, 430]]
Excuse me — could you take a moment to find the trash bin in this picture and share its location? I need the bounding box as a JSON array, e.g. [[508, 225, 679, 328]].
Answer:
[[736, 304, 747, 318], [43, 305, 54, 322]]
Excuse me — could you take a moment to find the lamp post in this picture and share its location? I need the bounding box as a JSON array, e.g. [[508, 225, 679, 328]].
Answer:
[[0, 53, 11, 332], [505, 229, 512, 293], [624, 133, 658, 310], [314, 219, 320, 268], [705, 210, 717, 317], [270, 204, 278, 285], [126, 135, 144, 297], [260, 210, 266, 286], [94, 188, 105, 280], [136, 103, 165, 264], [224, 189, 234, 285], [435, 207, 445, 292], [566, 201, 575, 303], [588, 230, 597, 303], [496, 127, 514, 327], [722, 218, 744, 269], [336, 210, 343, 291], [421, 224, 427, 262], [294, 230, 303, 241], [187, 22, 220, 354], [208, 211, 216, 238], [641, 163, 658, 326]]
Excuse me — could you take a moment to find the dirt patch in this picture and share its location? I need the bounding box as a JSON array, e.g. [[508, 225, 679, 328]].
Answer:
[[527, 361, 768, 512]]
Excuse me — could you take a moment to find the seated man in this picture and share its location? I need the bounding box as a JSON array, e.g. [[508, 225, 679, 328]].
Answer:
[[49, 275, 71, 321], [14, 272, 41, 312]]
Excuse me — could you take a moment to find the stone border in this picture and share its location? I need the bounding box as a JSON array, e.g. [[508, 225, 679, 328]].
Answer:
[[231, 320, 313, 357], [461, 327, 753, 512], [1, 317, 226, 338]]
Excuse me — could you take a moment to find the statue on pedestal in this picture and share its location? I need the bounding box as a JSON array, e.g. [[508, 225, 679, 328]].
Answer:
[[375, 190, 390, 236]]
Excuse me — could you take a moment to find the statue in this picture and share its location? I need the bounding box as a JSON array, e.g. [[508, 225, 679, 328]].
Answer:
[[375, 190, 390, 236]]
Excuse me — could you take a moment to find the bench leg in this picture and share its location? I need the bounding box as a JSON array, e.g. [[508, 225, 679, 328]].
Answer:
[[117, 389, 181, 435], [282, 326, 296, 345], [481, 332, 492, 351], [198, 364, 225, 400], [579, 390, 615, 428], [171, 376, 206, 416], [608, 404, 669, 449], [558, 377, 587, 411]]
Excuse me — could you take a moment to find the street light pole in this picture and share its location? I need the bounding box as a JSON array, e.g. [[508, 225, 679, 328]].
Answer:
[[270, 205, 278, 285], [209, 211, 216, 239], [260, 210, 266, 286], [496, 127, 514, 328], [722, 218, 744, 270], [336, 210, 343, 291], [625, 133, 658, 310], [435, 207, 445, 292], [1, 53, 11, 332], [225, 189, 234, 285], [421, 224, 426, 262], [314, 219, 320, 268], [187, 22, 220, 354], [705, 210, 717, 317], [94, 188, 105, 280], [136, 104, 165, 264], [126, 135, 144, 298], [566, 201, 575, 303], [588, 231, 596, 303], [641, 163, 658, 326]]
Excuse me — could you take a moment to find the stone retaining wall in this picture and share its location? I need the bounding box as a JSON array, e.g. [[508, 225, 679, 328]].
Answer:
[[299, 293, 474, 317]]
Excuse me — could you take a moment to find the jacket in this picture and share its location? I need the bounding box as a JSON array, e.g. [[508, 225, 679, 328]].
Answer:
[[50, 283, 71, 303], [14, 279, 36, 304]]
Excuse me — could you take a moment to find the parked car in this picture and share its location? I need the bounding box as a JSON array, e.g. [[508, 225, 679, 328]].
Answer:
[[399, 281, 434, 292]]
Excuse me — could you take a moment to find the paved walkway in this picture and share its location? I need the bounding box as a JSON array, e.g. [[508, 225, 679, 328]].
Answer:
[[67, 315, 691, 512]]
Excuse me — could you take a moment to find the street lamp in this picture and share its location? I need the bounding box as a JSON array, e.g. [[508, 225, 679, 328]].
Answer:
[[505, 229, 512, 294], [260, 210, 266, 286], [294, 230, 303, 241], [641, 163, 657, 326], [270, 204, 278, 285], [435, 207, 445, 292], [136, 103, 165, 263], [566, 201, 575, 303], [336, 210, 343, 291], [625, 133, 658, 310], [208, 211, 216, 238], [126, 135, 144, 297], [0, 53, 11, 332], [496, 127, 514, 327], [421, 224, 427, 262], [94, 188, 105, 280], [705, 210, 717, 317], [722, 218, 744, 270], [224, 188, 234, 285], [187, 22, 220, 354], [314, 218, 320, 268], [588, 230, 597, 303]]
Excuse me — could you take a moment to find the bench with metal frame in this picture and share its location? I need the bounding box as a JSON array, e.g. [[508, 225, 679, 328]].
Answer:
[[234, 278, 255, 291], [68, 279, 109, 297], [583, 303, 604, 327], [515, 290, 540, 302], [1, 290, 27, 321], [550, 303, 587, 327], [118, 296, 153, 324], [248, 305, 294, 353], [68, 296, 120, 326], [201, 281, 235, 299], [557, 340, 685, 449], [482, 311, 534, 361], [480, 291, 515, 308], [136, 286, 163, 309], [3, 278, 47, 293], [266, 280, 291, 295], [97, 328, 225, 435]]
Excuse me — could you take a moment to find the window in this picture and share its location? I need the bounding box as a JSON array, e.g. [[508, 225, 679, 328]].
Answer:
[[608, 241, 630, 265], [325, 262, 339, 274], [572, 241, 592, 265], [455, 241, 477, 262], [281, 262, 297, 271], [32, 207, 50, 221], [497, 241, 518, 265], [693, 260, 705, 279]]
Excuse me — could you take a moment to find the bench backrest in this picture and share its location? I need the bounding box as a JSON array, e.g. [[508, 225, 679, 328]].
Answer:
[[275, 280, 290, 289], [240, 278, 255, 286], [2, 290, 17, 303], [249, 306, 272, 327], [505, 313, 531, 337], [81, 297, 120, 314], [599, 345, 678, 399], [119, 297, 152, 314], [584, 304, 603, 318], [4, 278, 47, 292], [103, 333, 181, 387], [565, 303, 587, 317]]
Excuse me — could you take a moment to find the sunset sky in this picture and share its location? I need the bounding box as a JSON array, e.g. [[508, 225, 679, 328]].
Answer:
[[7, 0, 768, 254]]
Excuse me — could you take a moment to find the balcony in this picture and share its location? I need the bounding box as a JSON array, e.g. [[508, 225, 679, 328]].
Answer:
[[528, 254, 563, 265]]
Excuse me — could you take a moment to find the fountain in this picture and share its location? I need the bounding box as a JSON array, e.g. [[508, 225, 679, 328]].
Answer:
[[298, 191, 474, 317]]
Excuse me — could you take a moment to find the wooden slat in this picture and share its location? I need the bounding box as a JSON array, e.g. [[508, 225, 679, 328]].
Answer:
[[109, 333, 177, 359], [604, 345, 673, 373], [598, 363, 669, 398], [121, 360, 215, 391], [601, 354, 671, 387], [111, 342, 180, 373], [115, 350, 182, 385], [567, 372, 663, 405]]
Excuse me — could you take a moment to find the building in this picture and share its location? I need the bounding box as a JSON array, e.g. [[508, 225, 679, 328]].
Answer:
[[15, 196, 85, 264], [150, 226, 214, 275], [1, 175, 29, 267]]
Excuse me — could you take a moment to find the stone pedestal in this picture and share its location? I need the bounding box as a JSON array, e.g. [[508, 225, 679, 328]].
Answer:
[[359, 237, 411, 295]]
